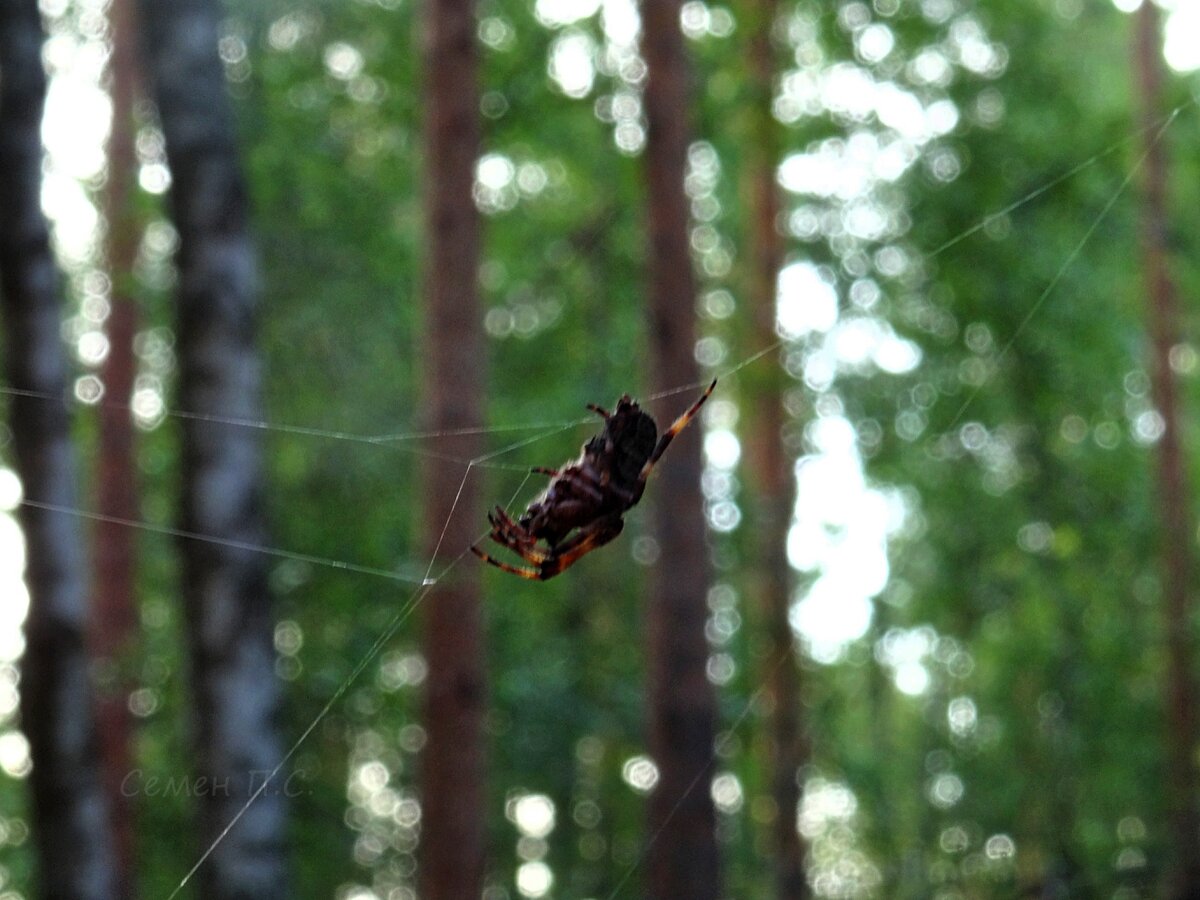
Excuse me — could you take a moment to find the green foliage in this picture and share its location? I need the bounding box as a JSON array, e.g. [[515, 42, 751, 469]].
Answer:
[[5, 0, 1200, 896]]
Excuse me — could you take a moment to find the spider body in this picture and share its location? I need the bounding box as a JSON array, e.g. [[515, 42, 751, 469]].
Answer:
[[472, 380, 716, 580], [603, 400, 659, 488], [519, 398, 655, 545]]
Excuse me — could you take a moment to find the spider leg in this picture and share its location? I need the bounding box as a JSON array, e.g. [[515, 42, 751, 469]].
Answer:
[[489, 505, 530, 540], [536, 516, 625, 580], [587, 402, 611, 420], [488, 507, 544, 555], [475, 516, 625, 580], [544, 515, 621, 556], [470, 546, 544, 580], [531, 466, 559, 477], [475, 508, 551, 571], [486, 527, 550, 563], [639, 379, 716, 482]]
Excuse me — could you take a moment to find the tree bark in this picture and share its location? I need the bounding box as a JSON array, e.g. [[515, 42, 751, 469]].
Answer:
[[417, 0, 488, 897], [92, 0, 142, 890], [0, 1, 118, 897], [1132, 6, 1200, 897], [640, 2, 721, 897], [138, 1, 289, 896], [741, 0, 808, 895]]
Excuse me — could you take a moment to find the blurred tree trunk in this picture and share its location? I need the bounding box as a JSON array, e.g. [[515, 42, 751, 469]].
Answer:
[[138, 1, 289, 896], [418, 0, 487, 897], [740, 0, 808, 896], [640, 2, 720, 897], [0, 1, 118, 897], [92, 0, 141, 891], [1132, 6, 1200, 896]]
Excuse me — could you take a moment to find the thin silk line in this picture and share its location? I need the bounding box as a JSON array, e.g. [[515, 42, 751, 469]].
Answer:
[[0, 383, 580, 467], [369, 419, 593, 442], [8, 104, 1194, 466], [605, 652, 790, 899], [945, 105, 1180, 432], [644, 339, 785, 403], [635, 106, 1196, 408], [607, 99, 1191, 900], [927, 100, 1196, 259], [165, 432, 557, 897], [111, 94, 1200, 900], [17, 498, 428, 585], [473, 420, 585, 462], [8, 427, 577, 595], [420, 465, 474, 586], [163, 568, 443, 900], [501, 470, 536, 515]]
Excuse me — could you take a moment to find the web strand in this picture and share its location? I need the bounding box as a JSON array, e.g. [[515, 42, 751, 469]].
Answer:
[[944, 104, 1181, 431], [6, 424, 574, 592], [0, 383, 582, 470], [605, 653, 789, 899], [644, 338, 786, 403], [927, 100, 1194, 259], [165, 561, 452, 900], [165, 432, 548, 898], [16, 95, 1181, 899], [169, 538, 481, 899], [18, 498, 428, 584], [606, 94, 1192, 900]]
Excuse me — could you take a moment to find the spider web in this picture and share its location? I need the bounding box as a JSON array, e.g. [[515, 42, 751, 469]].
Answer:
[[0, 94, 1191, 900]]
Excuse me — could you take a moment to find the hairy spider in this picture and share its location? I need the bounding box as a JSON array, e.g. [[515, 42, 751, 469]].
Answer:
[[471, 379, 717, 580]]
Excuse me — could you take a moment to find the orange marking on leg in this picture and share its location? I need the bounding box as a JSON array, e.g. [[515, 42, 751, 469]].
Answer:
[[471, 545, 543, 580]]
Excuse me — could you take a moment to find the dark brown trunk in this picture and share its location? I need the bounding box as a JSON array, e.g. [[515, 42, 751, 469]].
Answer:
[[742, 0, 808, 895], [417, 0, 487, 897], [1133, 6, 1200, 897], [0, 1, 118, 896], [640, 2, 720, 897], [92, 0, 141, 891], [138, 0, 289, 895]]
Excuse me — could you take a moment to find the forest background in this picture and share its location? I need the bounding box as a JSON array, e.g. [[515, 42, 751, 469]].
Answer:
[[1, 0, 1200, 897]]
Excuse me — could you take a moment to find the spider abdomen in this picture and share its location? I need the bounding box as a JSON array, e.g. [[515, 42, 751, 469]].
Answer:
[[471, 381, 715, 579], [522, 471, 607, 543], [605, 406, 657, 490]]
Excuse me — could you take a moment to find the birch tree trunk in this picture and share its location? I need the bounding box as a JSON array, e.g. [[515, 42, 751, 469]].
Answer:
[[138, 1, 289, 895], [0, 1, 118, 896], [418, 0, 488, 896], [1132, 6, 1200, 896], [640, 1, 720, 896]]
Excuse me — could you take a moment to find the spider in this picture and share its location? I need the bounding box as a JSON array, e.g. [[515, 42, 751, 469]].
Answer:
[[471, 379, 717, 580]]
